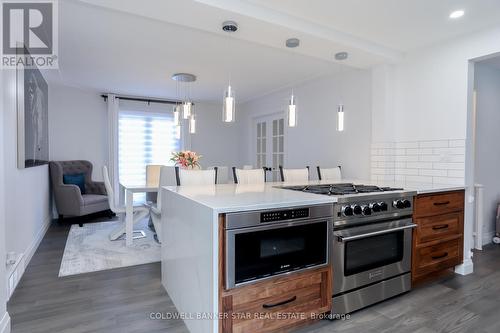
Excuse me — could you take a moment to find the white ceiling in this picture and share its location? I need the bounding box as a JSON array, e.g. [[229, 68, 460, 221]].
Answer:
[[46, 0, 500, 102], [46, 0, 347, 102], [243, 0, 500, 51]]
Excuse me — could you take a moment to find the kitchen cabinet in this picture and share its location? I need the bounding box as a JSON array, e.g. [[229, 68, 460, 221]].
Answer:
[[412, 190, 465, 285]]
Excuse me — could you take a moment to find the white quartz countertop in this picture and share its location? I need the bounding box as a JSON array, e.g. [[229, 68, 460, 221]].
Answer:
[[163, 180, 465, 213]]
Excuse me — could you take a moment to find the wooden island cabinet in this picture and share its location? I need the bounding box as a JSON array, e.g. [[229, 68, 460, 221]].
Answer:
[[412, 190, 465, 285]]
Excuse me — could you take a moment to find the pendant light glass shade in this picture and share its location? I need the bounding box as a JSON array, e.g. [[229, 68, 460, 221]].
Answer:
[[337, 104, 344, 132], [288, 94, 297, 127], [183, 101, 192, 119], [173, 104, 180, 126], [189, 114, 196, 134], [175, 124, 181, 139], [222, 85, 235, 122]]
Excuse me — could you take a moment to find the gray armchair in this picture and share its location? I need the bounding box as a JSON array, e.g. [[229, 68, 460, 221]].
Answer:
[[50, 160, 109, 226]]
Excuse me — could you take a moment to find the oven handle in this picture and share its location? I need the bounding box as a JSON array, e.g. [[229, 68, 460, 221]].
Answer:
[[337, 223, 417, 242]]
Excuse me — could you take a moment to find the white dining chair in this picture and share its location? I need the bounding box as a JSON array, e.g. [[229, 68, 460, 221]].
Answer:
[[232, 167, 266, 184], [102, 166, 149, 241], [145, 164, 163, 203], [207, 166, 229, 184], [149, 166, 177, 243], [279, 166, 310, 182], [317, 166, 342, 181], [175, 167, 218, 186]]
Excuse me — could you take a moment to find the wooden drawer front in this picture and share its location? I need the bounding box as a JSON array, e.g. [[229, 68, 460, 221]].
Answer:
[[413, 238, 461, 278], [415, 212, 462, 244], [414, 191, 464, 218], [220, 267, 331, 333]]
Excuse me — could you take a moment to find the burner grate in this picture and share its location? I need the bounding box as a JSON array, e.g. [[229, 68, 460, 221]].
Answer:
[[280, 183, 404, 196]]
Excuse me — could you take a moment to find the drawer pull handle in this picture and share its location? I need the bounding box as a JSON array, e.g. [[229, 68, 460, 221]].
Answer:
[[433, 201, 450, 206], [432, 252, 448, 260], [432, 224, 449, 230], [262, 296, 297, 309]]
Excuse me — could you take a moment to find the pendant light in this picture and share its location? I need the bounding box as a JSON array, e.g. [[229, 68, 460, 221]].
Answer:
[[288, 93, 297, 127], [222, 21, 238, 123], [334, 51, 348, 132], [183, 101, 192, 119], [285, 38, 300, 127], [223, 85, 235, 122], [337, 104, 344, 132], [189, 113, 196, 134], [171, 73, 196, 119], [173, 104, 180, 126]]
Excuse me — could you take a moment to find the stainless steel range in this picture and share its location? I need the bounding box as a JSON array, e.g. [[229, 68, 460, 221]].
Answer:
[[281, 183, 417, 315]]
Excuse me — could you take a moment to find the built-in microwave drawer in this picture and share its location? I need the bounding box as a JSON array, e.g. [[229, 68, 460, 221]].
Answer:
[[220, 266, 331, 333], [413, 238, 461, 278], [414, 191, 464, 218], [414, 212, 463, 244]]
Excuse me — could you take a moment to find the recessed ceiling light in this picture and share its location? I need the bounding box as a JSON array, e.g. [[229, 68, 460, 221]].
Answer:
[[449, 10, 464, 19], [335, 52, 348, 61]]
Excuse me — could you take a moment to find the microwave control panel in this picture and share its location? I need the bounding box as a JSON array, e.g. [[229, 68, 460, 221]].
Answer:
[[260, 208, 309, 223]]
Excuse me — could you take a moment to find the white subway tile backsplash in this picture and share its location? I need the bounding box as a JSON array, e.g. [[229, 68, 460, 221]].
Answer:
[[418, 155, 442, 162], [449, 139, 465, 148], [419, 140, 449, 148], [395, 168, 419, 176], [433, 147, 465, 155], [448, 169, 465, 178], [395, 155, 419, 162], [419, 169, 447, 177], [395, 142, 419, 149], [371, 139, 465, 186], [433, 162, 464, 170], [406, 175, 433, 183], [406, 162, 433, 169]]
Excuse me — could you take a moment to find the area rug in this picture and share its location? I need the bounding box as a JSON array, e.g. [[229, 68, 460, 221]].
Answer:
[[59, 218, 160, 277]]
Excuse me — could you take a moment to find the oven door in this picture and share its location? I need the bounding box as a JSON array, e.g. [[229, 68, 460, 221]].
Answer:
[[226, 218, 331, 289], [332, 218, 416, 295]]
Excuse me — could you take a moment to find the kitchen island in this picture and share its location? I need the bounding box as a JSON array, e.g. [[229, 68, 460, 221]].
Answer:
[[160, 180, 465, 333]]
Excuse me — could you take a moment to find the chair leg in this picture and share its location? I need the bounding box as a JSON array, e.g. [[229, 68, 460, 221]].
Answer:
[[79, 223, 83, 227]]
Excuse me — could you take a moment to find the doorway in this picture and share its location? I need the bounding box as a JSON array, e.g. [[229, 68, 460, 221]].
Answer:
[[254, 114, 285, 181]]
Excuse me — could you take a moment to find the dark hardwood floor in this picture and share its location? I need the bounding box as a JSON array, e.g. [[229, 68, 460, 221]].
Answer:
[[7, 220, 500, 333]]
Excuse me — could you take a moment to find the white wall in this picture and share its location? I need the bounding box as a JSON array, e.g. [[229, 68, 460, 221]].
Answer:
[[190, 102, 243, 169], [47, 85, 243, 180], [474, 63, 500, 245], [0, 71, 11, 333], [2, 69, 51, 268], [49, 84, 108, 180], [240, 69, 372, 180], [370, 26, 500, 274]]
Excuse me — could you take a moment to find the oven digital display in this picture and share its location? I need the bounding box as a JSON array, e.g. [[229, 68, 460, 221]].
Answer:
[[260, 208, 309, 223]]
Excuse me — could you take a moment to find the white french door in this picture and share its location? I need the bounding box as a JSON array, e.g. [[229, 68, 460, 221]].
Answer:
[[254, 114, 285, 181]]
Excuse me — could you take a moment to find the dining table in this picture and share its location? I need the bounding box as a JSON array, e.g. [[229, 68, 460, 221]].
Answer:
[[119, 182, 158, 246]]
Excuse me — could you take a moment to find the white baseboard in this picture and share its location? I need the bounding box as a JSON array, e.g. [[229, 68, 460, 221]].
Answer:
[[5, 216, 51, 300], [0, 312, 10, 333], [455, 258, 474, 275], [24, 216, 51, 268]]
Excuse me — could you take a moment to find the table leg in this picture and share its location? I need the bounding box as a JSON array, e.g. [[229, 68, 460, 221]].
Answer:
[[125, 190, 133, 246]]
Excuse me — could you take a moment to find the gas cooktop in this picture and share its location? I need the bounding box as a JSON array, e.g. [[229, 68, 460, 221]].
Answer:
[[280, 183, 404, 196]]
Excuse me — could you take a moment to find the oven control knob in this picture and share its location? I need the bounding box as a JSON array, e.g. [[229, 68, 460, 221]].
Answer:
[[342, 205, 354, 216], [370, 202, 381, 212], [362, 205, 372, 215], [393, 200, 405, 209], [352, 205, 362, 215], [403, 199, 412, 208], [379, 202, 388, 211]]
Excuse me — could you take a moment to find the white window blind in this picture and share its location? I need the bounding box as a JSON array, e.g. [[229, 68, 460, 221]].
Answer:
[[118, 109, 180, 189]]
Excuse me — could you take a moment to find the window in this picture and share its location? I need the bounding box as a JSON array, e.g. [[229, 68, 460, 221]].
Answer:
[[118, 109, 180, 193]]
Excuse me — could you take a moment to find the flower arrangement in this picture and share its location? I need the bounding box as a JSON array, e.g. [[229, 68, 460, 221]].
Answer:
[[170, 150, 202, 169]]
